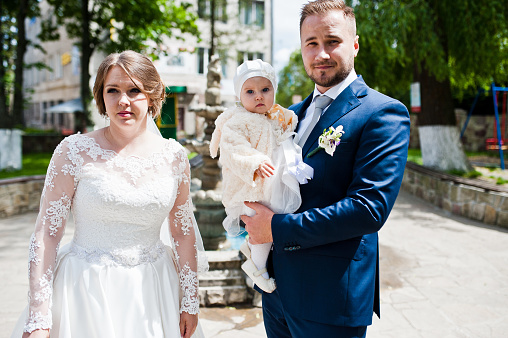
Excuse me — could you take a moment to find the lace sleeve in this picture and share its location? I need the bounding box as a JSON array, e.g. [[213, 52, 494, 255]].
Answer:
[[168, 148, 200, 315], [24, 140, 77, 333]]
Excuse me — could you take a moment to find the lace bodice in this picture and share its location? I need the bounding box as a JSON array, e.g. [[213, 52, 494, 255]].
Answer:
[[25, 133, 202, 333]]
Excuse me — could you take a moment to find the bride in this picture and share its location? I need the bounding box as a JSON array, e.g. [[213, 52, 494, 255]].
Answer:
[[11, 50, 208, 338]]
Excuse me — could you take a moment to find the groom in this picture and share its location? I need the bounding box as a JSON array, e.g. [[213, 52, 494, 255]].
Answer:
[[242, 0, 410, 337]]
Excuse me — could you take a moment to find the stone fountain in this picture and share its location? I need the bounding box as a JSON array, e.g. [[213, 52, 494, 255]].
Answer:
[[189, 56, 252, 306], [187, 55, 228, 251]]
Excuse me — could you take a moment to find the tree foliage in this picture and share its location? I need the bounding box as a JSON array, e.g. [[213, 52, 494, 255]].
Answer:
[[277, 1, 508, 107], [350, 0, 508, 170], [40, 0, 200, 129], [0, 0, 41, 129], [42, 0, 199, 57], [276, 49, 314, 108], [352, 0, 508, 100]]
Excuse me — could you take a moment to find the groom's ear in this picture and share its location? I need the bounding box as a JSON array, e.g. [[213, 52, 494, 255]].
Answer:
[[354, 35, 359, 57]]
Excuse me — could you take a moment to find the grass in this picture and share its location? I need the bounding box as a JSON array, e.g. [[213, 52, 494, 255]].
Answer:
[[407, 148, 423, 165], [0, 152, 201, 180], [2, 149, 506, 185], [407, 148, 508, 185], [0, 153, 53, 179]]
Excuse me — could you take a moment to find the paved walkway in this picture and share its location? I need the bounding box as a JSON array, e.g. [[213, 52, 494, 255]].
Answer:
[[2, 190, 508, 337]]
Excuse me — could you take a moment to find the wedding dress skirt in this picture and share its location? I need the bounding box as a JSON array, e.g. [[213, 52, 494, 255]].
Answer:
[[11, 241, 204, 338]]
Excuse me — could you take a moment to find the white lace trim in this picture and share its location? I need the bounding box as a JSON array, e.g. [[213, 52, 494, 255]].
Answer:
[[31, 267, 53, 306], [28, 234, 41, 266], [24, 310, 52, 333], [69, 240, 166, 267], [66, 134, 178, 185], [43, 193, 72, 237], [179, 263, 199, 315], [44, 161, 58, 192], [174, 198, 193, 236]]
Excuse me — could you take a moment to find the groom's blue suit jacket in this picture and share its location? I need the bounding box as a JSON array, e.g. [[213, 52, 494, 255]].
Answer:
[[269, 76, 410, 327]]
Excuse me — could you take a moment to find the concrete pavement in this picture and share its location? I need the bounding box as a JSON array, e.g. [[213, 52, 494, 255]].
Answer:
[[2, 190, 508, 337]]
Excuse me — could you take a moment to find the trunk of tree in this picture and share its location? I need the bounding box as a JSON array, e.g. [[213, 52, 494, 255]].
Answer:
[[0, 5, 11, 129], [13, 0, 28, 128], [416, 65, 472, 172], [417, 66, 456, 126], [209, 0, 216, 61], [78, 0, 91, 133]]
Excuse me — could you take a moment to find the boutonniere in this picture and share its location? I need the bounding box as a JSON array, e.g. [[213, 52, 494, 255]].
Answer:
[[307, 126, 345, 158]]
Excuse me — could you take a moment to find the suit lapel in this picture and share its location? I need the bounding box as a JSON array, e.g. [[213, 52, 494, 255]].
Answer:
[[302, 77, 368, 157]]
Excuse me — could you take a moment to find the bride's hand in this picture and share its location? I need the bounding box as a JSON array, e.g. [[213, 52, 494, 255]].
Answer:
[[179, 312, 198, 338], [22, 329, 49, 338]]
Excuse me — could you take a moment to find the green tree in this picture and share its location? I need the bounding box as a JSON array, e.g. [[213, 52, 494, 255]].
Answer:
[[276, 49, 314, 108], [0, 0, 41, 129], [40, 0, 200, 131], [352, 0, 508, 171], [0, 1, 16, 128]]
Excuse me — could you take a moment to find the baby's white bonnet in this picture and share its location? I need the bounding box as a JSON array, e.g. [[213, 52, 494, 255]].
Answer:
[[234, 59, 277, 99]]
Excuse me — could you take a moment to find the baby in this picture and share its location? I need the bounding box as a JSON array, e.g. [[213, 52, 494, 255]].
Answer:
[[210, 59, 312, 293]]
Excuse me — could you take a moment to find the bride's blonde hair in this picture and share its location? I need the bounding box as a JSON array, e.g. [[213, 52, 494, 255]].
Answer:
[[93, 50, 165, 118]]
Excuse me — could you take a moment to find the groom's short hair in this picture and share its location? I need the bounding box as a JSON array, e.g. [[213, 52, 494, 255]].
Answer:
[[300, 0, 356, 36]]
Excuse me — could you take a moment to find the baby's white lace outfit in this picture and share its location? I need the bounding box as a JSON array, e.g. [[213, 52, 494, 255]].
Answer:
[[210, 104, 310, 236]]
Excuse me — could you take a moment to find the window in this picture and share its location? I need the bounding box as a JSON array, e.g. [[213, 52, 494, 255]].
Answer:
[[48, 56, 55, 81], [237, 51, 265, 65], [199, 48, 227, 76], [167, 54, 184, 67], [218, 50, 228, 77], [239, 0, 264, 27], [198, 0, 228, 23], [55, 54, 63, 79], [197, 47, 208, 74], [237, 51, 245, 66], [42, 102, 48, 124]]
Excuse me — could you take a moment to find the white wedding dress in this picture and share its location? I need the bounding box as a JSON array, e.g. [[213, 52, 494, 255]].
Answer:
[[11, 133, 207, 338]]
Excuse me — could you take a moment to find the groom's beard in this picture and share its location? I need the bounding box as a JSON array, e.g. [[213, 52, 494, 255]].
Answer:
[[305, 56, 354, 89]]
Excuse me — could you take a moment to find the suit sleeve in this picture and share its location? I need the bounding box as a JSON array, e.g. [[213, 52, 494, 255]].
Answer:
[[271, 99, 410, 251]]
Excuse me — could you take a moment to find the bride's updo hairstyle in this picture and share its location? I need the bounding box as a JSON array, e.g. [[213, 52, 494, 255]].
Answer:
[[93, 50, 165, 118]]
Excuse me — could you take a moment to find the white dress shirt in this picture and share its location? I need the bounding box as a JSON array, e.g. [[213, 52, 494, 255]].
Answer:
[[297, 70, 358, 139]]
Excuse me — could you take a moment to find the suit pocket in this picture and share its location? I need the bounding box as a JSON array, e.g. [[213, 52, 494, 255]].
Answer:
[[306, 238, 366, 261]]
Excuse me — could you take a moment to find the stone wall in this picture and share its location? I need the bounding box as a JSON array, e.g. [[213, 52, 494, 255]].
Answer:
[[402, 162, 508, 228], [0, 176, 44, 218], [409, 109, 504, 152], [2, 166, 508, 231]]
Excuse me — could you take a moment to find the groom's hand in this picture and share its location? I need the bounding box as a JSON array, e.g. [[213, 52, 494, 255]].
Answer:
[[242, 202, 274, 244]]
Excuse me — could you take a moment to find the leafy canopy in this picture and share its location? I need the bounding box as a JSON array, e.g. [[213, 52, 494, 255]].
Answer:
[[40, 0, 200, 57], [352, 0, 508, 98], [276, 49, 314, 108], [276, 1, 508, 104]]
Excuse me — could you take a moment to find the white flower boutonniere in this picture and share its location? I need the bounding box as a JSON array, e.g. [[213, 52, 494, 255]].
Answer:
[[307, 126, 345, 158]]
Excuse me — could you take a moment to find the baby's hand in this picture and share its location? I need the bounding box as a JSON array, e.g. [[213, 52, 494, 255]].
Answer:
[[254, 161, 275, 179]]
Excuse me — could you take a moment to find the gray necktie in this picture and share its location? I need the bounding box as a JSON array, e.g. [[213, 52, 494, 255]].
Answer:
[[298, 95, 333, 147]]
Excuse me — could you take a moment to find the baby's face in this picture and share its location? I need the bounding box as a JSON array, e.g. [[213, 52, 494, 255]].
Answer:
[[240, 76, 275, 115]]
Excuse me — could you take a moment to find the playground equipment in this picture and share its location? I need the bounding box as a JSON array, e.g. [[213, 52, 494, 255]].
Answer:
[[460, 83, 507, 170]]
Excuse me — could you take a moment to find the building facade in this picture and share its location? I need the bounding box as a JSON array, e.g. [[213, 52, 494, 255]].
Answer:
[[23, 0, 273, 138]]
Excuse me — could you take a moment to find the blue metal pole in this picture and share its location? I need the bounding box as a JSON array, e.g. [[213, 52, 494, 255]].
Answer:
[[492, 83, 505, 170], [460, 89, 482, 139]]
